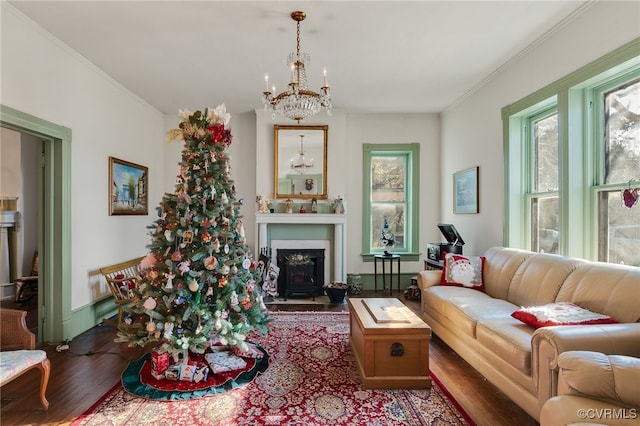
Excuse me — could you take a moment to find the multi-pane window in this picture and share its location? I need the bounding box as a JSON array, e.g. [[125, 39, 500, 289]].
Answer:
[[505, 44, 639, 266], [529, 112, 559, 253], [596, 79, 640, 265], [362, 144, 419, 258], [371, 155, 407, 250]]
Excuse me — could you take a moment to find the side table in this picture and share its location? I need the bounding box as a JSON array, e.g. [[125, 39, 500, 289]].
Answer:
[[374, 254, 401, 295]]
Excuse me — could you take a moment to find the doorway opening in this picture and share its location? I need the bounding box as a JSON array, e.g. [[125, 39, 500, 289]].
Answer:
[[1, 104, 72, 344]]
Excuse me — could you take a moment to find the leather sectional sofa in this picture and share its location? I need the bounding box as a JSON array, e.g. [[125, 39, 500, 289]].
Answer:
[[417, 246, 640, 421]]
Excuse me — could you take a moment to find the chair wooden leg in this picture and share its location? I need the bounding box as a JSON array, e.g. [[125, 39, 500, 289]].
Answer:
[[102, 317, 118, 327], [37, 358, 50, 410], [14, 281, 25, 302], [117, 306, 124, 327]]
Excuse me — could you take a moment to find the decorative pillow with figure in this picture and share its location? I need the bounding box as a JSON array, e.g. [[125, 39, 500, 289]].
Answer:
[[440, 252, 485, 292]]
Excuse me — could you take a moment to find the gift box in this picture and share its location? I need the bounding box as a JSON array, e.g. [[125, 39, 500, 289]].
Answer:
[[164, 364, 180, 380], [205, 351, 247, 373], [151, 350, 171, 376], [193, 366, 209, 383], [180, 364, 198, 382], [234, 342, 263, 359]]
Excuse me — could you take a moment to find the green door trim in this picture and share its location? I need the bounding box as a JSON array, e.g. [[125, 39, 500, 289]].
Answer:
[[0, 104, 71, 343]]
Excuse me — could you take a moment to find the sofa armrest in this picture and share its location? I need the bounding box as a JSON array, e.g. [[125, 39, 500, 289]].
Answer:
[[417, 270, 441, 290], [557, 350, 640, 407], [531, 323, 640, 406]]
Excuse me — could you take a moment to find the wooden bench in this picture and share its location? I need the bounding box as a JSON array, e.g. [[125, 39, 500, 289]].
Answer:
[[100, 257, 144, 327]]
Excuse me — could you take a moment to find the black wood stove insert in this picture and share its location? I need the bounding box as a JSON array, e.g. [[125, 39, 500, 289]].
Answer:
[[276, 249, 325, 300]]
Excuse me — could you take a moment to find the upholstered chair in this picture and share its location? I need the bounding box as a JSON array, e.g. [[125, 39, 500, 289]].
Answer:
[[0, 308, 50, 410], [540, 351, 640, 426]]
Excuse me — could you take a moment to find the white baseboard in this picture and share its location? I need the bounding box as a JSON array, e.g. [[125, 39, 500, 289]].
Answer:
[[0, 282, 16, 301]]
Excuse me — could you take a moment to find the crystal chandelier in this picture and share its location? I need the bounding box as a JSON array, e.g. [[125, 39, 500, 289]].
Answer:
[[262, 11, 331, 123], [290, 134, 313, 173]]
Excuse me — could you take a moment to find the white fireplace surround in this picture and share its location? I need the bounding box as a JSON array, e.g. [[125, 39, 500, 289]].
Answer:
[[255, 213, 346, 282]]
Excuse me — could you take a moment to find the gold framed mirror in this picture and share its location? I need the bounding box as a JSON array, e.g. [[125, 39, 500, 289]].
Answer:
[[274, 124, 328, 199]]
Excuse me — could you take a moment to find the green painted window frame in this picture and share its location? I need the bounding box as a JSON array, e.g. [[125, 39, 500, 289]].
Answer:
[[502, 38, 640, 261], [361, 143, 420, 261], [525, 107, 560, 253]]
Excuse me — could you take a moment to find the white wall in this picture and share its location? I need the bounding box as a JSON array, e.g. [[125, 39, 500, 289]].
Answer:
[[440, 1, 640, 256], [1, 4, 164, 310]]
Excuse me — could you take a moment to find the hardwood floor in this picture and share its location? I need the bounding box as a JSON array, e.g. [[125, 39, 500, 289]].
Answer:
[[0, 293, 538, 426]]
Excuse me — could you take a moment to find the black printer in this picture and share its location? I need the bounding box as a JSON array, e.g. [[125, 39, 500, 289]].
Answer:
[[426, 224, 464, 268]]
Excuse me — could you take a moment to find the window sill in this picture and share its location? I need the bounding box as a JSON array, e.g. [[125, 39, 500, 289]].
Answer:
[[361, 252, 421, 262]]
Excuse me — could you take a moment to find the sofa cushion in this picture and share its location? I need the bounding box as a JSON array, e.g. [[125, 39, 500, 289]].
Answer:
[[423, 286, 494, 338], [511, 302, 618, 328], [441, 253, 485, 291], [476, 319, 534, 375], [555, 262, 640, 323], [506, 253, 587, 307], [0, 350, 47, 384], [482, 247, 534, 300]]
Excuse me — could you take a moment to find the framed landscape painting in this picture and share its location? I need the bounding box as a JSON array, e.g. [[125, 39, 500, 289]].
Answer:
[[109, 156, 148, 215], [453, 166, 479, 214]]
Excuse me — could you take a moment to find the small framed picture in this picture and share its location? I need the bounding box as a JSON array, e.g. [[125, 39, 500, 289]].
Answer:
[[109, 156, 148, 215], [453, 166, 479, 214]]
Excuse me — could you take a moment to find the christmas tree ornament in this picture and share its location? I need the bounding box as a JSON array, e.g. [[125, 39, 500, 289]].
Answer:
[[189, 278, 200, 292], [164, 272, 175, 290], [146, 320, 157, 333], [182, 230, 194, 244], [143, 297, 157, 311], [224, 243, 230, 254], [242, 257, 252, 270], [178, 260, 191, 275], [204, 255, 218, 271], [164, 322, 174, 340], [221, 264, 230, 275], [171, 247, 183, 262], [164, 230, 174, 242]]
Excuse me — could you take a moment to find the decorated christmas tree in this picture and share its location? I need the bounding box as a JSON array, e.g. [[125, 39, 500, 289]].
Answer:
[[116, 105, 272, 360]]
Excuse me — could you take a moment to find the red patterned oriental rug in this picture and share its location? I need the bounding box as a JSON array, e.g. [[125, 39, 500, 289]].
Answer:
[[73, 311, 474, 425]]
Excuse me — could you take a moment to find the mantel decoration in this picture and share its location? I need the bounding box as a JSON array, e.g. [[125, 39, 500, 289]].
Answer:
[[262, 11, 331, 123], [116, 105, 273, 389]]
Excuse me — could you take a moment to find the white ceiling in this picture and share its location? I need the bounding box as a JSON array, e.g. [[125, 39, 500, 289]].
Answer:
[[7, 1, 590, 116]]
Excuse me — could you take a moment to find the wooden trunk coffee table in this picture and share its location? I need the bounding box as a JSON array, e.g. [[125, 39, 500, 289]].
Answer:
[[348, 297, 431, 389]]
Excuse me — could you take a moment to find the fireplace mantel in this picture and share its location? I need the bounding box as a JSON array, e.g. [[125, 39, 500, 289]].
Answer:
[[256, 213, 346, 225], [255, 213, 346, 282]]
